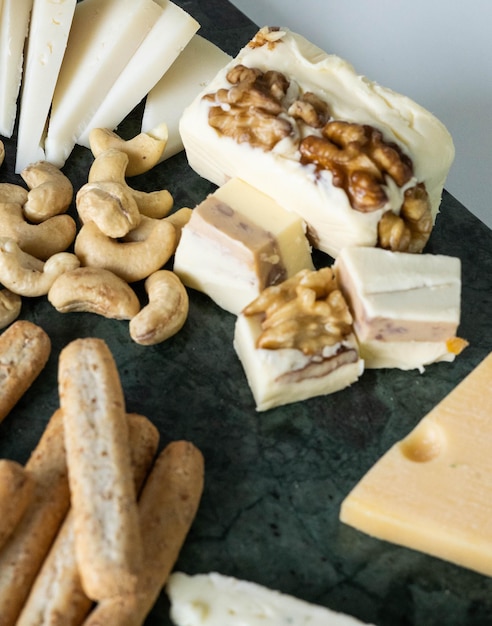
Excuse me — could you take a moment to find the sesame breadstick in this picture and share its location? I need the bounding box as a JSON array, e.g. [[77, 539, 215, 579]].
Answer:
[[0, 459, 34, 551]]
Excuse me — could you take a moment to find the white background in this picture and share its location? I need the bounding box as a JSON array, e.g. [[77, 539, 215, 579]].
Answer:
[[229, 0, 492, 229]]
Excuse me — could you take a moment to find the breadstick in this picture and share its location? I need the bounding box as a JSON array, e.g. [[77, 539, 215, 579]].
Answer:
[[0, 320, 51, 422], [16, 413, 159, 626], [0, 409, 69, 626], [0, 459, 34, 551], [58, 338, 143, 601], [83, 440, 204, 626]]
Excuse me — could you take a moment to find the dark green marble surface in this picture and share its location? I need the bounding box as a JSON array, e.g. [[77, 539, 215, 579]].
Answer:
[[1, 1, 492, 624]]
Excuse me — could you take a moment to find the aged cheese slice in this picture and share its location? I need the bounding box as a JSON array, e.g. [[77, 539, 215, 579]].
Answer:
[[173, 177, 314, 315], [15, 0, 77, 173], [334, 246, 465, 371], [44, 0, 162, 167], [77, 0, 199, 149], [167, 572, 373, 625], [340, 352, 492, 577], [142, 34, 231, 160], [179, 27, 454, 257], [0, 0, 33, 137]]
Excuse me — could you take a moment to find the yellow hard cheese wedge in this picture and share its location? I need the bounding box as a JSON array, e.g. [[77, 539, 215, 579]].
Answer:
[[340, 352, 492, 577]]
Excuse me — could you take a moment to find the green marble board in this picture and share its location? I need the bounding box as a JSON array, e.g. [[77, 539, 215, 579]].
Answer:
[[1, 1, 492, 624]]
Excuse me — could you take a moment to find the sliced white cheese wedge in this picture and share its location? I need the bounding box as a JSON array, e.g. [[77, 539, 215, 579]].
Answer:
[[334, 247, 466, 371], [0, 0, 33, 137], [142, 34, 231, 160], [15, 0, 77, 173], [173, 177, 314, 315], [44, 0, 162, 168], [179, 27, 455, 257], [77, 0, 199, 149], [340, 352, 492, 577], [167, 572, 373, 626]]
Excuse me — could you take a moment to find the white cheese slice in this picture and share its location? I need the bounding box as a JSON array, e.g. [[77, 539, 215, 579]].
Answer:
[[0, 0, 33, 138], [15, 0, 77, 173], [142, 34, 231, 160], [167, 571, 373, 626], [340, 352, 492, 577], [173, 177, 314, 315], [77, 0, 199, 149], [179, 27, 455, 257], [44, 0, 162, 168]]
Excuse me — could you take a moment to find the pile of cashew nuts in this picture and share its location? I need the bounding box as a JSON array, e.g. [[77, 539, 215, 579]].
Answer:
[[0, 126, 192, 345]]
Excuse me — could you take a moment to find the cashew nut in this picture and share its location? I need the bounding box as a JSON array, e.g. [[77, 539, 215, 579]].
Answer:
[[124, 209, 192, 245], [129, 270, 188, 345], [0, 289, 22, 329], [88, 148, 173, 219], [0, 202, 76, 260], [164, 207, 193, 245], [0, 140, 4, 167], [0, 183, 28, 205], [76, 181, 141, 238], [21, 161, 73, 223], [74, 219, 176, 283], [0, 237, 80, 297], [89, 123, 168, 177], [48, 266, 140, 319]]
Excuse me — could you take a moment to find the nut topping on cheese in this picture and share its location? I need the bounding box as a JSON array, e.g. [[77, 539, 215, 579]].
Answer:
[[234, 267, 363, 411], [180, 26, 454, 257]]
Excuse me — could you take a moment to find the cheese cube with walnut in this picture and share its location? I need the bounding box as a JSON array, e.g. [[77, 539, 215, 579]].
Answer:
[[180, 27, 454, 258], [234, 267, 363, 411]]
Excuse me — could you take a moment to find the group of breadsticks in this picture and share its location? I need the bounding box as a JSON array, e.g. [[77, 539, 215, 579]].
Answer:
[[0, 326, 204, 625]]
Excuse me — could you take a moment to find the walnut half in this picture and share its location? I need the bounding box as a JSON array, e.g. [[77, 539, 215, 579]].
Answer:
[[243, 267, 354, 355]]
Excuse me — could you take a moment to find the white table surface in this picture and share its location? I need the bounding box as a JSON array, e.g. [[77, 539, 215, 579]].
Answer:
[[229, 0, 492, 229]]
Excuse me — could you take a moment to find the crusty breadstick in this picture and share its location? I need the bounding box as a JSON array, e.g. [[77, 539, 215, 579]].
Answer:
[[16, 413, 159, 626], [58, 338, 143, 601], [0, 409, 69, 626], [83, 440, 204, 626], [0, 459, 34, 551], [0, 320, 51, 423]]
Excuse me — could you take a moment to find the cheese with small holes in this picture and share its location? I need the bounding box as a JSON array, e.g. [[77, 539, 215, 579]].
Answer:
[[340, 352, 492, 577], [0, 0, 33, 138], [15, 0, 77, 173], [142, 34, 231, 160], [179, 27, 454, 258], [44, 0, 162, 168], [334, 246, 467, 371], [77, 0, 199, 149], [173, 177, 314, 315], [167, 572, 374, 626], [233, 267, 363, 411]]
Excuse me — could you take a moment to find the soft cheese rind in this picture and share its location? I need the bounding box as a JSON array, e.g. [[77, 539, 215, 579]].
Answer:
[[340, 352, 492, 577], [334, 246, 465, 371], [180, 27, 454, 257], [167, 571, 373, 625]]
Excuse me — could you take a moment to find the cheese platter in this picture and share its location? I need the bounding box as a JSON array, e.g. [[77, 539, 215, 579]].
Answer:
[[0, 0, 492, 624]]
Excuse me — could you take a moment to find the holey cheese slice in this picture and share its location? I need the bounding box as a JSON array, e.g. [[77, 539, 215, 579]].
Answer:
[[0, 0, 33, 137], [167, 572, 374, 626], [77, 0, 199, 149], [173, 177, 314, 315], [142, 35, 231, 161], [340, 352, 492, 577], [180, 27, 455, 258], [334, 246, 467, 371], [44, 0, 162, 168], [15, 0, 77, 173]]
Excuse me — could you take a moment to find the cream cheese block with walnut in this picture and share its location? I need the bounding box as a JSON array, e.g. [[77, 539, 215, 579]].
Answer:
[[180, 26, 455, 258]]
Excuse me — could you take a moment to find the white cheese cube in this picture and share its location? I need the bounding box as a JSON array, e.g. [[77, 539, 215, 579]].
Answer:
[[0, 0, 33, 138], [142, 34, 231, 160], [334, 246, 466, 371], [173, 178, 314, 315], [44, 0, 162, 167], [77, 0, 199, 149], [167, 572, 374, 625], [15, 0, 77, 173]]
